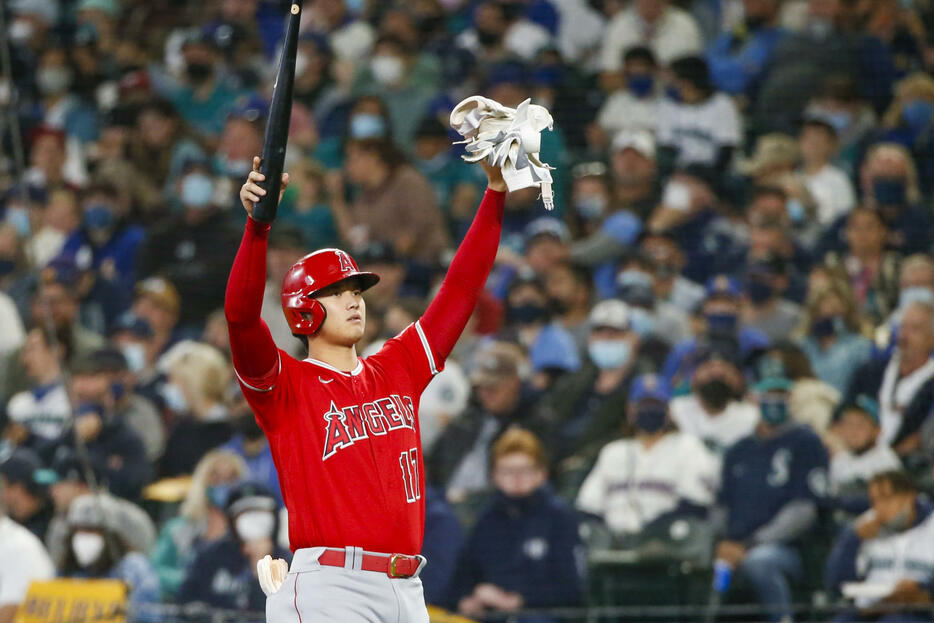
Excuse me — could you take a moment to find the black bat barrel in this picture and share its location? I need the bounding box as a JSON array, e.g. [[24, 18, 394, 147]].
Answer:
[[253, 0, 303, 223]]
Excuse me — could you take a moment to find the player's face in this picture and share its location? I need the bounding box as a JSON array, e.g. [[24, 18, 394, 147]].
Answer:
[[493, 452, 546, 498], [314, 279, 367, 346]]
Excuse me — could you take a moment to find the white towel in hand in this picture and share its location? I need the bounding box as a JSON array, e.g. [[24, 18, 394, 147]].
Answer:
[[449, 96, 556, 210]]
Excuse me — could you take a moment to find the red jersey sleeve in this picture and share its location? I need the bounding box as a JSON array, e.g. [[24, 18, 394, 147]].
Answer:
[[367, 321, 442, 394]]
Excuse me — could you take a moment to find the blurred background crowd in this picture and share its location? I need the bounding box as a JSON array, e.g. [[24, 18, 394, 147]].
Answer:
[[5, 0, 934, 621]]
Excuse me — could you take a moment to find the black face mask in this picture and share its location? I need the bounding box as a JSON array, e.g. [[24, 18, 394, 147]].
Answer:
[[697, 379, 733, 410], [812, 315, 844, 339], [508, 304, 548, 325], [744, 15, 769, 30], [232, 414, 265, 440], [477, 28, 501, 47], [635, 406, 667, 433], [186, 62, 214, 84]]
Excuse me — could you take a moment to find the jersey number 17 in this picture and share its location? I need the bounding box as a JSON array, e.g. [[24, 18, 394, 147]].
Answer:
[[399, 448, 421, 503]]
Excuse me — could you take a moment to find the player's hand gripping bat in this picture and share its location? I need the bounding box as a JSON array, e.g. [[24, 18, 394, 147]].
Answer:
[[251, 0, 303, 223]]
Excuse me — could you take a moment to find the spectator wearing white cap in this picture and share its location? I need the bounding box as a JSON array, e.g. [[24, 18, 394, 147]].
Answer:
[[0, 475, 54, 623], [542, 300, 658, 475]]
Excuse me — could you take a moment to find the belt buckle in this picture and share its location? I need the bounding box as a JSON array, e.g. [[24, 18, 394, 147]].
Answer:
[[387, 553, 409, 578]]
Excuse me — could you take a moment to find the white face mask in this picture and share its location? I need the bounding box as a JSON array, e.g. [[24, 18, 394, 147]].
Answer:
[[8, 19, 34, 44], [235, 510, 275, 542], [37, 66, 73, 95], [295, 51, 310, 77], [370, 55, 405, 86], [161, 382, 188, 414], [72, 532, 106, 567], [121, 343, 147, 373]]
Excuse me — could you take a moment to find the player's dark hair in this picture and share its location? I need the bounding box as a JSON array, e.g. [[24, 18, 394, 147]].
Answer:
[[869, 470, 916, 494], [294, 334, 309, 352]]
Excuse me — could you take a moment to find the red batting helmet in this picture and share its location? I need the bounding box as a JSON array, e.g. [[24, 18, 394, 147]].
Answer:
[[281, 248, 379, 335]]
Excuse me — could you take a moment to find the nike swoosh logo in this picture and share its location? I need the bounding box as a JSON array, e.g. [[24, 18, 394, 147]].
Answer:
[[319, 377, 334, 384]]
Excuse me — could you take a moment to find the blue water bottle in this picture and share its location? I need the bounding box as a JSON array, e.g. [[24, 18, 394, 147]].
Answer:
[[712, 559, 733, 594]]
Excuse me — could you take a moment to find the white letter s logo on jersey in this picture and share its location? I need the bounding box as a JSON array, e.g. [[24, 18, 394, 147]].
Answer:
[[321, 395, 416, 460]]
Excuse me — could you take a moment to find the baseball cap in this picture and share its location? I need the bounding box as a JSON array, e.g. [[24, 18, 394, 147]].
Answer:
[[40, 256, 81, 291], [225, 481, 277, 517], [705, 274, 741, 300], [0, 448, 46, 495], [111, 311, 154, 339], [469, 342, 526, 386], [135, 277, 180, 315], [76, 0, 120, 17], [524, 217, 571, 245], [738, 133, 798, 176], [836, 394, 880, 424], [629, 374, 672, 404], [37, 448, 96, 485], [71, 347, 128, 376], [589, 299, 631, 331], [355, 240, 399, 265], [611, 130, 655, 160], [228, 94, 268, 124], [529, 326, 580, 373], [485, 61, 529, 88], [801, 112, 838, 137]]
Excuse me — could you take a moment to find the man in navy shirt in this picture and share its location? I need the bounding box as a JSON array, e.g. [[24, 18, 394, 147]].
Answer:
[[449, 428, 583, 622], [715, 375, 829, 622]]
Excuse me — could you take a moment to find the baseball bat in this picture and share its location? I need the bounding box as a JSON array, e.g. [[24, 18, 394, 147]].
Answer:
[[252, 0, 303, 223]]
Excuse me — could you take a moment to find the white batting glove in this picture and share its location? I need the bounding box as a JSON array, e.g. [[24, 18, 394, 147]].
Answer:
[[257, 554, 289, 596]]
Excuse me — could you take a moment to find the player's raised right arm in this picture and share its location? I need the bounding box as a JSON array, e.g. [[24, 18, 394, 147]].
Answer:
[[224, 157, 289, 390]]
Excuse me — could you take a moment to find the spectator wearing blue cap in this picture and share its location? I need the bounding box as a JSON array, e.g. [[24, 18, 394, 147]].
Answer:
[[57, 181, 145, 323], [0, 448, 54, 541], [152, 26, 247, 138], [705, 0, 785, 98], [542, 300, 659, 473], [662, 274, 770, 390], [577, 373, 719, 537], [829, 396, 900, 512], [449, 428, 583, 622], [715, 374, 829, 623]]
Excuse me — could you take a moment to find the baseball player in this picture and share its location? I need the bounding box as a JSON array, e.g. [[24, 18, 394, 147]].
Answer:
[[225, 155, 508, 622]]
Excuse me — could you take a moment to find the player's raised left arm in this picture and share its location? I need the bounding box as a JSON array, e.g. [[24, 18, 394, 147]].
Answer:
[[418, 162, 506, 361]]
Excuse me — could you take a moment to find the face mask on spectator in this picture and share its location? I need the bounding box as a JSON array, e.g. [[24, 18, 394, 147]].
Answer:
[[786, 198, 805, 224], [4, 206, 30, 236], [37, 67, 73, 95], [697, 379, 733, 410], [185, 61, 213, 84], [72, 532, 106, 567], [206, 483, 232, 509], [746, 279, 773, 305], [162, 382, 188, 413], [8, 19, 33, 43], [634, 404, 667, 433], [476, 28, 501, 46], [574, 195, 606, 220], [181, 173, 215, 209], [626, 74, 654, 98], [882, 507, 913, 533], [588, 339, 630, 370], [811, 315, 845, 339], [295, 51, 310, 77], [220, 157, 252, 179], [902, 99, 934, 132], [628, 307, 655, 337], [370, 55, 405, 86], [120, 343, 146, 373], [0, 258, 14, 276], [873, 178, 907, 206], [899, 286, 934, 310], [705, 312, 738, 335], [349, 113, 387, 139], [235, 510, 275, 542], [508, 303, 548, 325], [760, 395, 790, 426], [84, 204, 116, 245]]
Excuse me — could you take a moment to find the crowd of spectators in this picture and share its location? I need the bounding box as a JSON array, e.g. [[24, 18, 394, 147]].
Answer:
[[4, 0, 934, 621]]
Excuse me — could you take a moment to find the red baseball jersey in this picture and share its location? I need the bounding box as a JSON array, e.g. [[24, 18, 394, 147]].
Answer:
[[237, 321, 441, 555]]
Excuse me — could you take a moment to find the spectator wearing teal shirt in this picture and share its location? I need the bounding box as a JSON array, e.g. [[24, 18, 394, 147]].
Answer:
[[152, 28, 246, 138]]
